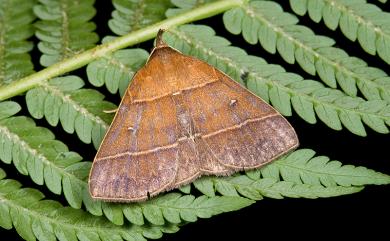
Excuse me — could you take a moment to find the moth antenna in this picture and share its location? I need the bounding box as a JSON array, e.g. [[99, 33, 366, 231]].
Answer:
[[156, 29, 167, 48]]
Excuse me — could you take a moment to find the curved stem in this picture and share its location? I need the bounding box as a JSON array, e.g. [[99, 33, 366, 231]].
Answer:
[[0, 0, 244, 101]]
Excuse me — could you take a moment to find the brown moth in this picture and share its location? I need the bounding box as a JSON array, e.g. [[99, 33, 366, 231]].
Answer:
[[88, 30, 299, 202]]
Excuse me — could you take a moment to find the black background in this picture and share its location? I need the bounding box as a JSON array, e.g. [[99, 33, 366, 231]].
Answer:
[[1, 1, 390, 240]]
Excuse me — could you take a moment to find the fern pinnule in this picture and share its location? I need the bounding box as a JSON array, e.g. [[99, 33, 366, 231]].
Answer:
[[25, 76, 116, 149], [109, 0, 172, 36], [166, 0, 216, 17], [0, 0, 35, 85], [289, 0, 390, 64], [163, 24, 390, 136], [0, 101, 21, 121], [33, 0, 99, 67], [223, 1, 390, 103], [0, 167, 181, 241]]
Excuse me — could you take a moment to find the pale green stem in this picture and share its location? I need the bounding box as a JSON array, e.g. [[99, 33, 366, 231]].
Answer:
[[0, 0, 244, 101]]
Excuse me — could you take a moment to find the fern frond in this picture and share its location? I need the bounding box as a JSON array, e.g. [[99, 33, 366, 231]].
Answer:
[[33, 0, 99, 66], [0, 168, 180, 241], [289, 0, 390, 64], [163, 24, 390, 136], [193, 148, 390, 199], [259, 149, 390, 187], [195, 176, 362, 200], [0, 0, 35, 85], [87, 49, 149, 96], [166, 0, 216, 17], [109, 0, 172, 36], [123, 193, 253, 225], [178, 184, 191, 194], [222, 1, 390, 103], [25, 76, 116, 148]]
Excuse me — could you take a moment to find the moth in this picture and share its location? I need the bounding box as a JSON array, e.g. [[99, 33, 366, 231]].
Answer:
[[88, 30, 299, 202]]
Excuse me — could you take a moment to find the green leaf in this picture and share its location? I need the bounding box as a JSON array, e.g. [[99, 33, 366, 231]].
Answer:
[[178, 184, 191, 194], [322, 2, 341, 30], [62, 176, 83, 209], [340, 9, 359, 41], [34, 0, 99, 66], [222, 8, 244, 35], [269, 85, 292, 116], [0, 0, 35, 84], [166, 0, 216, 17], [290, 0, 307, 16], [277, 36, 296, 64], [338, 110, 366, 136], [315, 59, 336, 88], [242, 13, 261, 45], [0, 101, 21, 120], [307, 0, 324, 23], [27, 154, 44, 185], [258, 22, 277, 53], [109, 0, 172, 36], [193, 177, 215, 197], [142, 205, 165, 225], [215, 180, 239, 197], [123, 205, 145, 226], [291, 95, 316, 124], [295, 47, 316, 75], [377, 33, 390, 65], [314, 102, 342, 131], [358, 22, 377, 55], [102, 202, 124, 226]]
